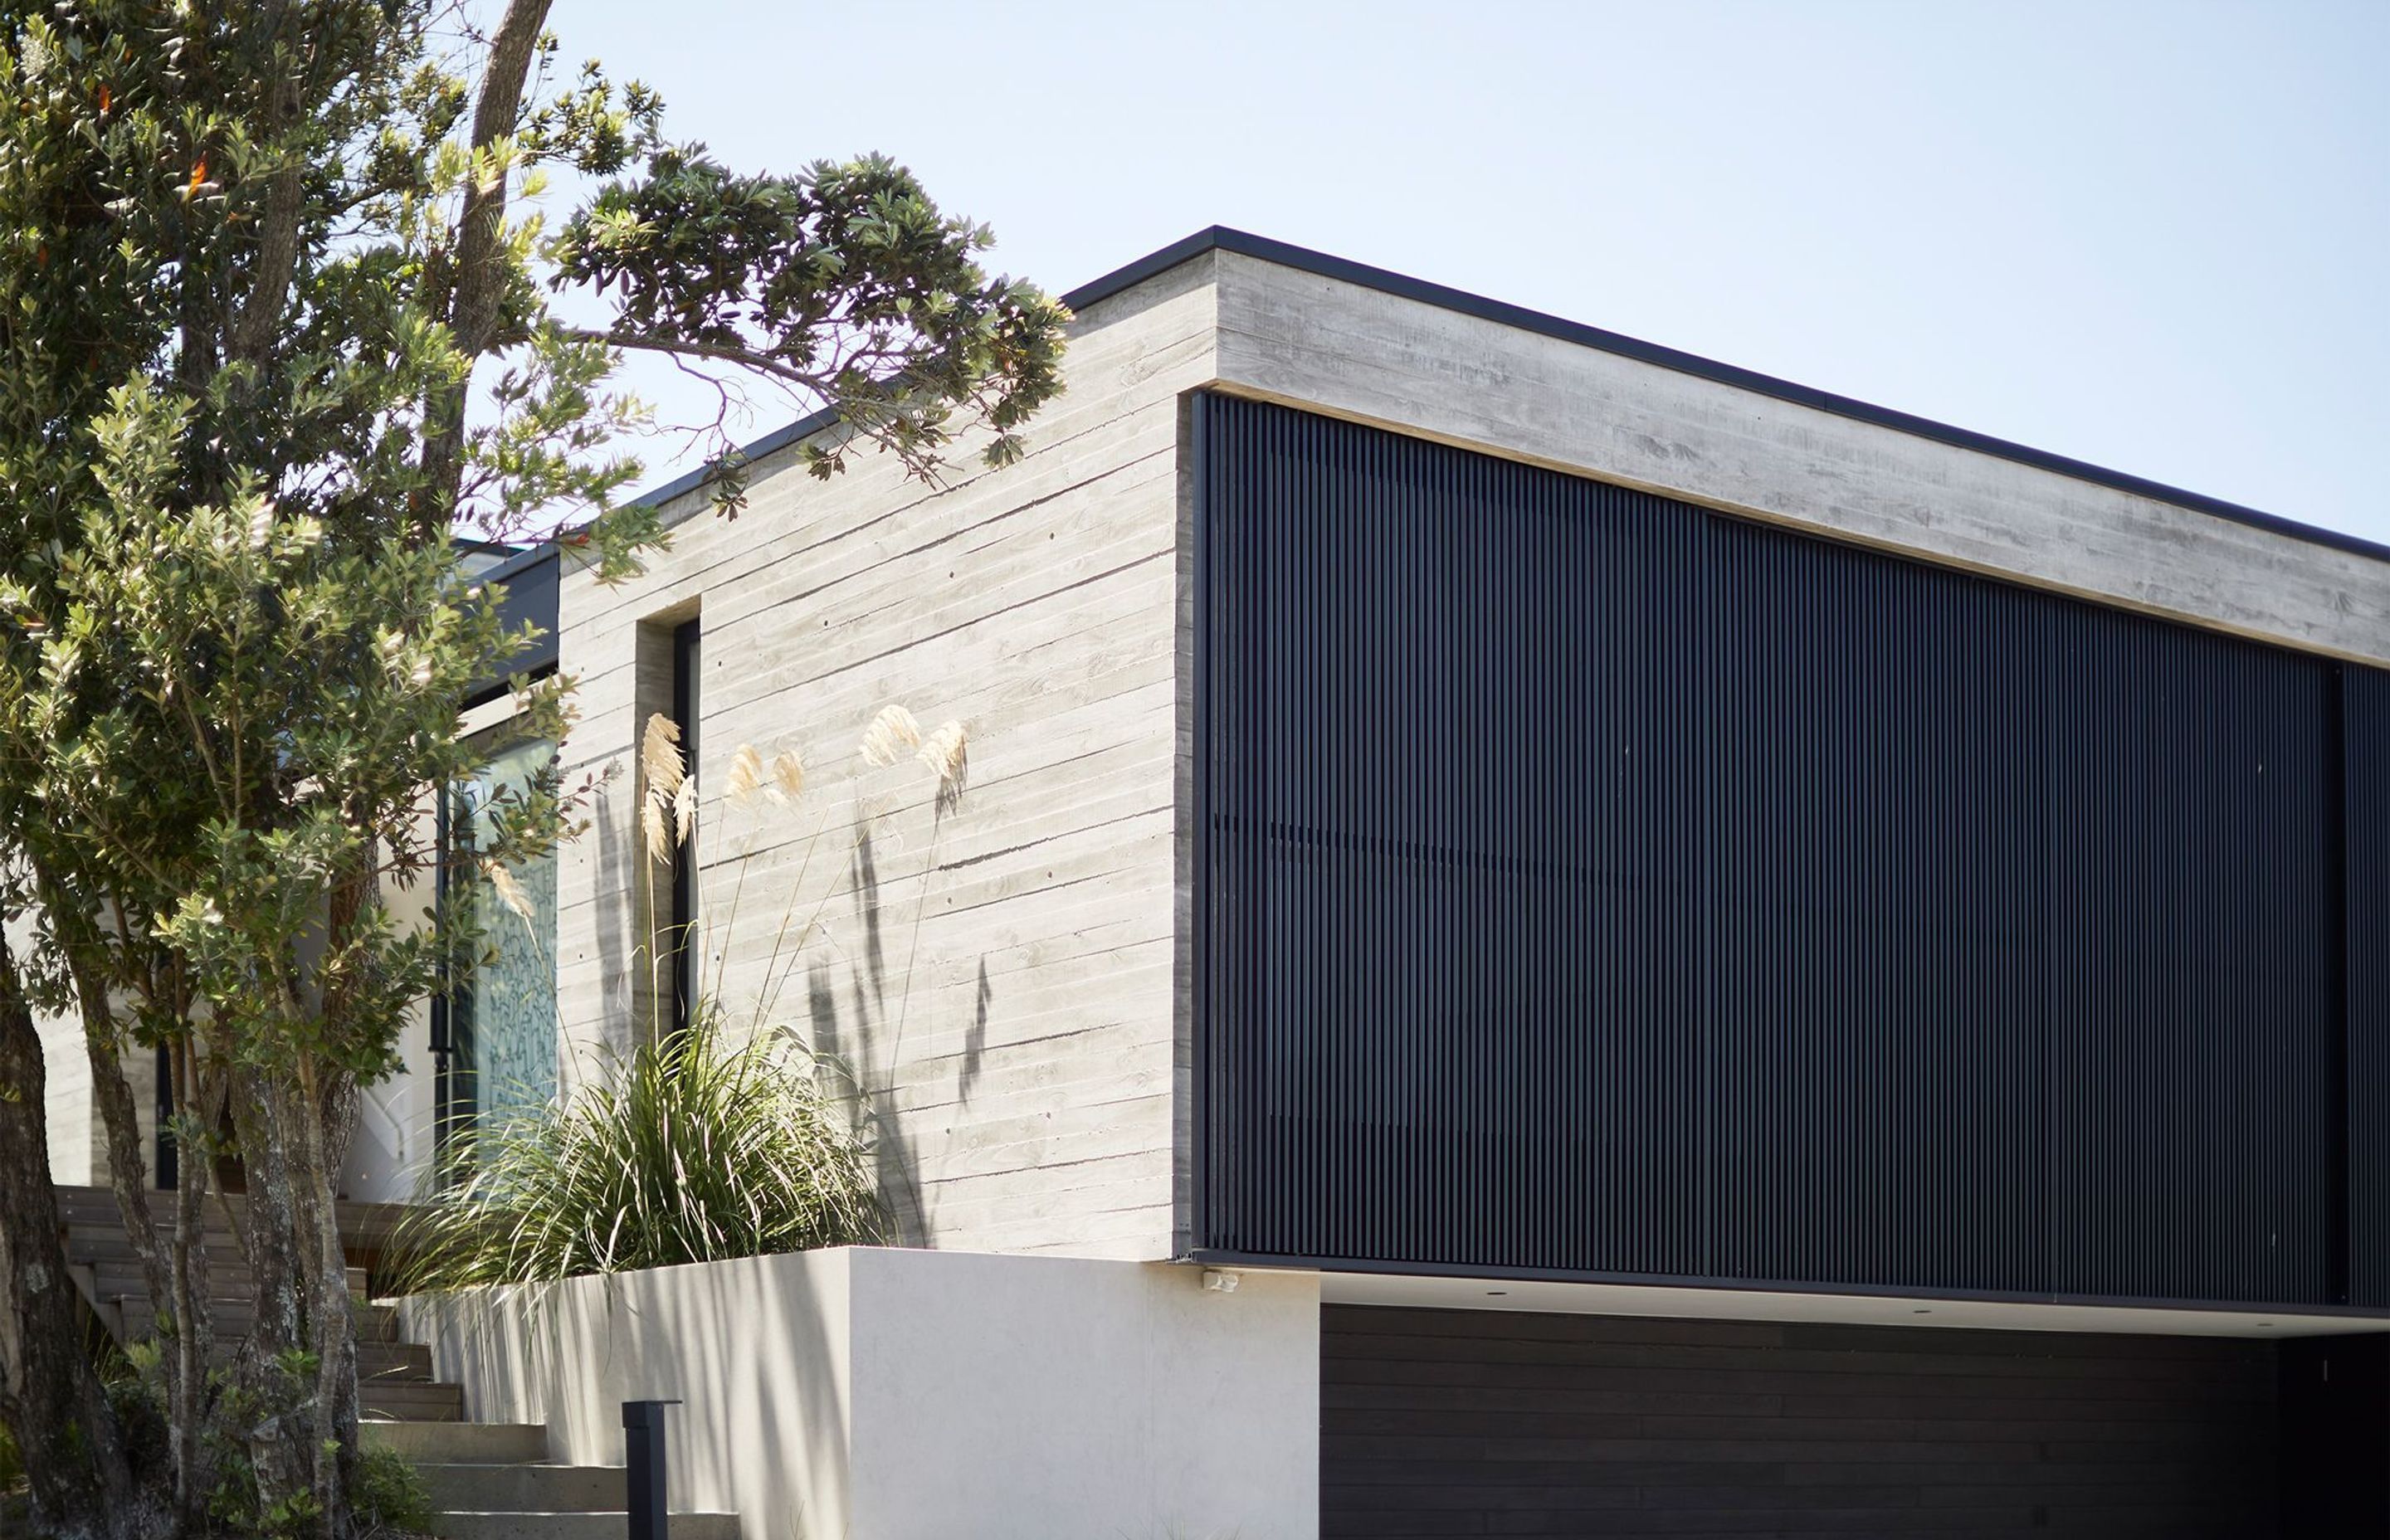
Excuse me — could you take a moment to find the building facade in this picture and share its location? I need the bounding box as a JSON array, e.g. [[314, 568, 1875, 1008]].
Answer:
[[47, 229, 2390, 1536]]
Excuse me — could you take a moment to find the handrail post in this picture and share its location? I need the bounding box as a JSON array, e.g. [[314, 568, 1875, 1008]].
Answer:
[[622, 1399, 682, 1540]]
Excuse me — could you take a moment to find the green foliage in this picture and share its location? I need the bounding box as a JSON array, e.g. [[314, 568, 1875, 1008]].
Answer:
[[195, 1418, 430, 1540], [350, 1447, 433, 1539], [0, 2, 1063, 1534], [392, 1010, 885, 1290], [109, 1314, 428, 1538], [5, 380, 579, 1084], [558, 148, 1071, 494]]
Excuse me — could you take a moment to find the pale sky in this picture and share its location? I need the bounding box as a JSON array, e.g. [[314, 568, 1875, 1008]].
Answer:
[[542, 0, 2388, 543]]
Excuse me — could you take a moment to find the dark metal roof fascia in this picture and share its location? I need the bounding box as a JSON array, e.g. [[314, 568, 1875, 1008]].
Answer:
[[472, 540, 559, 589]]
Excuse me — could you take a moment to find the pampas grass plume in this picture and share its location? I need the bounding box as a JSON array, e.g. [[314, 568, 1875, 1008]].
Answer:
[[641, 712, 685, 861], [484, 859, 534, 923], [726, 744, 764, 804], [917, 719, 968, 803], [858, 704, 921, 768], [770, 748, 805, 803]]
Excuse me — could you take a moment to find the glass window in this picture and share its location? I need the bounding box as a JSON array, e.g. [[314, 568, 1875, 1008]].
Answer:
[[445, 733, 560, 1136]]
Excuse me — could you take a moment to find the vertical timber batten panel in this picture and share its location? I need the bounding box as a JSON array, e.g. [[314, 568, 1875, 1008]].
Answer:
[[2045, 606, 2339, 1304], [2351, 666, 2390, 1308], [1198, 394, 1706, 1277], [1197, 392, 2383, 1309], [1706, 519, 2052, 1294]]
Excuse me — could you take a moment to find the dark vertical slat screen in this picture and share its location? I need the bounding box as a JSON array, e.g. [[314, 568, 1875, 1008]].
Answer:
[[1197, 392, 2381, 1309], [1706, 519, 2051, 1294], [2045, 606, 2339, 1304], [2349, 666, 2390, 1308], [1202, 400, 1705, 1277]]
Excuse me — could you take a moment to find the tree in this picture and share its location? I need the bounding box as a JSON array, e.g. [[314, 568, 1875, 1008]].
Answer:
[[0, 3, 1067, 1536]]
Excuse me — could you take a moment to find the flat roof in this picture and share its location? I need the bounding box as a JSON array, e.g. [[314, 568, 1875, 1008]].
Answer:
[[1076, 227, 2388, 565], [613, 226, 2388, 568]]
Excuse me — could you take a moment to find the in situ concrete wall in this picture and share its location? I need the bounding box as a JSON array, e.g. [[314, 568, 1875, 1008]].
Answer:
[[402, 1245, 1319, 1540], [544, 259, 1217, 1264]]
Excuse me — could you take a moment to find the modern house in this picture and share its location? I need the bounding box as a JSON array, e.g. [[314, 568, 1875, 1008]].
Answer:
[[41, 229, 2390, 1537]]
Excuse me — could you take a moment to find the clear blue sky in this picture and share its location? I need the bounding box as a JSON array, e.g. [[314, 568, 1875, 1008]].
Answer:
[[549, 0, 2388, 543]]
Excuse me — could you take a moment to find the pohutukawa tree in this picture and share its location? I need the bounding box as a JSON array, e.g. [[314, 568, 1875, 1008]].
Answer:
[[0, 3, 1067, 1537]]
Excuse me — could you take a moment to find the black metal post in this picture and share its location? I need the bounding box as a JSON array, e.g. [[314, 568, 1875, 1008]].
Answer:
[[622, 1399, 680, 1540]]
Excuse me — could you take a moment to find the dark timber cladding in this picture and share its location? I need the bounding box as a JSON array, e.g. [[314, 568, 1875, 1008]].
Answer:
[[1193, 392, 2390, 1309], [2351, 666, 2390, 1308], [1320, 1305, 2278, 1539]]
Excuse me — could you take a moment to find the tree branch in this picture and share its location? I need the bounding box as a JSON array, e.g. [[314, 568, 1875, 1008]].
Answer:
[[228, 2, 310, 368], [565, 325, 837, 399], [452, 0, 551, 358], [418, 0, 554, 532]]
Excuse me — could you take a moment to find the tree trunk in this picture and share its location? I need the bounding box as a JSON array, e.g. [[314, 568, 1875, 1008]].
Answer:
[[227, 1068, 319, 1532], [228, 1057, 364, 1540], [0, 937, 157, 1539], [166, 1037, 223, 1533], [290, 1060, 360, 1536], [49, 885, 219, 1531]]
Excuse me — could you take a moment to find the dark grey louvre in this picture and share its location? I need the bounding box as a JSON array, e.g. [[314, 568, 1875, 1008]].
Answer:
[[462, 544, 558, 707], [2350, 666, 2390, 1308], [1195, 391, 2388, 1309], [2043, 605, 2339, 1304], [1197, 397, 1707, 1279], [1705, 519, 2052, 1295]]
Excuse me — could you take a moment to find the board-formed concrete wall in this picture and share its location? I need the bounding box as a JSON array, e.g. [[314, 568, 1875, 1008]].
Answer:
[[529, 233, 2389, 1265], [402, 1246, 1320, 1540], [546, 256, 1217, 1260], [1205, 246, 2390, 669]]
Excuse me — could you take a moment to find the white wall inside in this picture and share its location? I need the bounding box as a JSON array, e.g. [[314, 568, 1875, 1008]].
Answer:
[[403, 1245, 1319, 1540]]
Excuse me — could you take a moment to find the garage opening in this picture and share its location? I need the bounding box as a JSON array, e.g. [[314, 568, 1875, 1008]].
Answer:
[[1322, 1305, 2279, 1538]]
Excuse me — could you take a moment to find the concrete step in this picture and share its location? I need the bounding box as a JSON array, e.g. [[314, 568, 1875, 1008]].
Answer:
[[121, 1298, 402, 1342], [358, 1381, 464, 1421], [65, 1226, 250, 1265], [421, 1464, 627, 1514], [432, 1513, 739, 1540], [363, 1422, 549, 1465], [92, 1261, 368, 1300], [355, 1343, 437, 1380], [99, 1323, 431, 1379], [50, 1185, 412, 1250]]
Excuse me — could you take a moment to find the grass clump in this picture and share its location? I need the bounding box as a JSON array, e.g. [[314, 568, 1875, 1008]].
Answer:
[[391, 1011, 885, 1290], [399, 699, 969, 1293]]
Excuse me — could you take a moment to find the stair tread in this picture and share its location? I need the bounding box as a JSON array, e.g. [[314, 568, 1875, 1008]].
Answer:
[[420, 1464, 618, 1472], [50, 1183, 411, 1227], [429, 1510, 738, 1538], [362, 1421, 549, 1460], [91, 1267, 372, 1299], [56, 1188, 447, 1423]]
